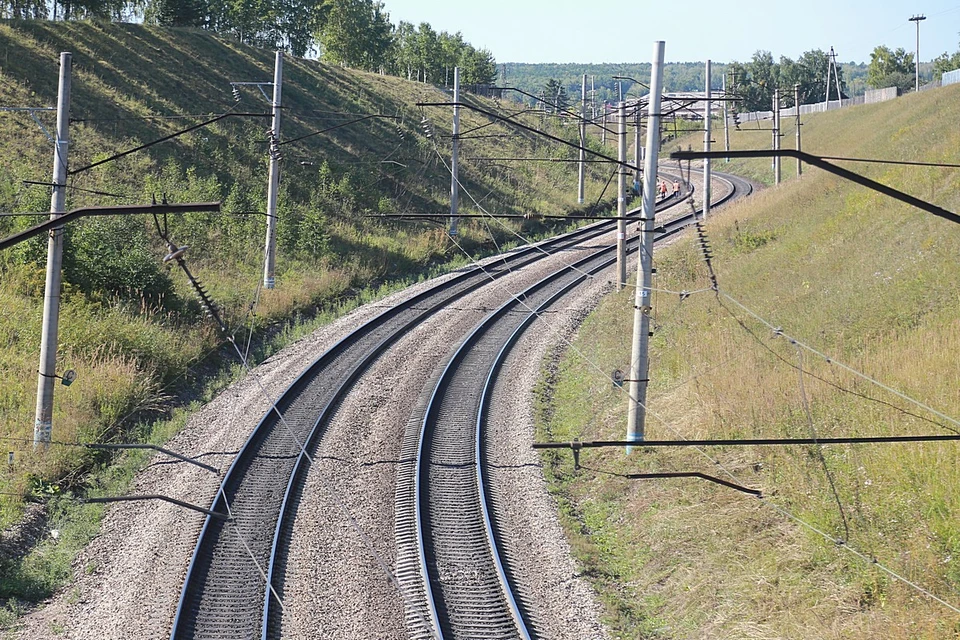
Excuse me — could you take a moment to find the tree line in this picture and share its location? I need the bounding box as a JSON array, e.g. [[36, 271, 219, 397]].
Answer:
[[0, 0, 498, 84]]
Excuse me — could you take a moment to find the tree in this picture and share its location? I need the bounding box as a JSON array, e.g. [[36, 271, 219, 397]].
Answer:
[[1, 0, 47, 18], [412, 22, 441, 82], [867, 45, 914, 91], [459, 47, 496, 85], [542, 78, 569, 113], [730, 51, 780, 112], [319, 0, 392, 72], [389, 21, 418, 79], [932, 40, 960, 81], [151, 0, 205, 27], [438, 31, 465, 86]]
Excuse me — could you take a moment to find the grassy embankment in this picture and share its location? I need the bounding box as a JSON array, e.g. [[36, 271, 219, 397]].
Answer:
[[539, 84, 960, 637], [0, 20, 612, 618]]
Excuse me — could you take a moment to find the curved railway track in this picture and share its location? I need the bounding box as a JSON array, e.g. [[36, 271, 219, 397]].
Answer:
[[169, 171, 750, 639], [393, 171, 750, 640]]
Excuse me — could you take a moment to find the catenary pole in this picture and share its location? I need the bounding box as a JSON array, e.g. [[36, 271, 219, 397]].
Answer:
[[795, 83, 802, 177], [450, 67, 461, 235], [263, 50, 283, 289], [722, 70, 730, 161], [578, 74, 586, 204], [34, 52, 71, 449], [626, 41, 664, 450], [703, 59, 712, 218], [634, 106, 642, 185], [616, 101, 627, 289]]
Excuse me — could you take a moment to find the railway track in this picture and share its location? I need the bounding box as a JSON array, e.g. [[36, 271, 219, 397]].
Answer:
[[168, 171, 749, 639], [393, 171, 750, 639]]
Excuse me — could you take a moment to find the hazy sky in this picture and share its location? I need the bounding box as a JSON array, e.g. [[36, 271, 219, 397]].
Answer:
[[380, 1, 960, 64]]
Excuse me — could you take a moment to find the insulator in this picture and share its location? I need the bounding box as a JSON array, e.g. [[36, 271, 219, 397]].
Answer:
[[232, 86, 241, 102]]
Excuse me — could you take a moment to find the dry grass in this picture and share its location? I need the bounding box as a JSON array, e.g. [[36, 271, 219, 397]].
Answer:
[[540, 84, 960, 637]]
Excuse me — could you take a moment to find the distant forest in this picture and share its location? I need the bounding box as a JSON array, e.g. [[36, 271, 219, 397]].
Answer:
[[501, 60, 871, 108]]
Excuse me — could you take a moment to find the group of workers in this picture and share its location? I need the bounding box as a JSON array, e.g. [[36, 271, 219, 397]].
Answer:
[[633, 178, 682, 199]]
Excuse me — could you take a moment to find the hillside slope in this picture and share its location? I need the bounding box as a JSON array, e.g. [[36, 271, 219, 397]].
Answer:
[[541, 84, 960, 637]]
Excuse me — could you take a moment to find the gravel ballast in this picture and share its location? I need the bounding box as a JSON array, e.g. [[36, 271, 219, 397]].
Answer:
[[13, 174, 725, 639]]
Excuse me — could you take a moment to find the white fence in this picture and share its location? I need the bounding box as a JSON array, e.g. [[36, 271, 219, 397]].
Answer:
[[735, 84, 918, 123], [943, 69, 960, 86]]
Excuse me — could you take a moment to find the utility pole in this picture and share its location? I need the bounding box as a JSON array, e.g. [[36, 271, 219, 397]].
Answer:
[[263, 50, 282, 289], [910, 15, 926, 92], [616, 101, 627, 289], [450, 67, 461, 236], [34, 52, 71, 449], [578, 74, 586, 204], [703, 59, 712, 218], [601, 109, 606, 145], [634, 107, 641, 185], [795, 83, 802, 177], [722, 70, 730, 161], [824, 47, 843, 109], [773, 89, 781, 185], [626, 40, 664, 450]]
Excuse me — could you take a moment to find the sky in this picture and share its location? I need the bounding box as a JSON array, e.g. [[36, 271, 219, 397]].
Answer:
[[380, 0, 960, 64]]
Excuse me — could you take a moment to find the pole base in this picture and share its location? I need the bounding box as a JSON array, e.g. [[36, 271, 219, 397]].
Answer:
[[33, 419, 51, 449]]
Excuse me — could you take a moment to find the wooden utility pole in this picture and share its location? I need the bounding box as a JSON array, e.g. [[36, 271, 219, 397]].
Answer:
[[703, 59, 712, 218], [34, 52, 71, 449], [578, 74, 586, 204], [626, 41, 665, 449], [450, 67, 461, 236], [616, 101, 627, 289], [263, 50, 283, 289]]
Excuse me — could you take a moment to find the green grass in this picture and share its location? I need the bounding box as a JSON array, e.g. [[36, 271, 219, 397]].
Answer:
[[540, 84, 960, 637]]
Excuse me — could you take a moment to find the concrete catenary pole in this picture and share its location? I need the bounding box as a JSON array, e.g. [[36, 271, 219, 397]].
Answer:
[[722, 70, 730, 161], [773, 89, 781, 185], [910, 15, 926, 92], [626, 40, 664, 450], [263, 50, 283, 289], [634, 107, 642, 185], [449, 67, 461, 235], [34, 52, 71, 449], [795, 83, 802, 177], [578, 74, 586, 204], [616, 101, 627, 289], [703, 59, 712, 218]]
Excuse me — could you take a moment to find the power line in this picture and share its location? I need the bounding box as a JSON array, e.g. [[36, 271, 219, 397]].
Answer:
[[68, 111, 271, 175]]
